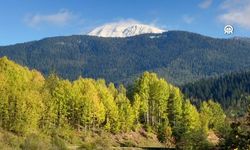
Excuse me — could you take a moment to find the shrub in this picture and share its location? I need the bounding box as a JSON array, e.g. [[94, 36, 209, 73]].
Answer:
[[1, 131, 22, 149], [51, 133, 68, 150], [78, 136, 112, 150], [20, 134, 51, 150], [78, 143, 97, 150]]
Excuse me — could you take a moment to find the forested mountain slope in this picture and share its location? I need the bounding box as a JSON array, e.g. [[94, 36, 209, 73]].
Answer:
[[181, 71, 250, 115], [0, 31, 250, 85]]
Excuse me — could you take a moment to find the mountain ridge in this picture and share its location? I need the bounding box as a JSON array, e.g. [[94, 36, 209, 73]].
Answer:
[[0, 31, 250, 85]]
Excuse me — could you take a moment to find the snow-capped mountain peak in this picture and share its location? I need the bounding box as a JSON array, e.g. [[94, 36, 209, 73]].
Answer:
[[88, 20, 166, 37]]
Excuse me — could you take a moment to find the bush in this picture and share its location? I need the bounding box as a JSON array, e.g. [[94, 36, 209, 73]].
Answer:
[[0, 142, 12, 150], [157, 124, 172, 143], [20, 134, 51, 150], [145, 125, 153, 133], [51, 133, 68, 150], [0, 131, 22, 149], [176, 130, 212, 150], [120, 140, 136, 147], [78, 143, 97, 150], [78, 136, 112, 150]]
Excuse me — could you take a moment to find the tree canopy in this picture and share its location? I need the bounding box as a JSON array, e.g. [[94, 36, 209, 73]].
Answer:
[[0, 57, 231, 148]]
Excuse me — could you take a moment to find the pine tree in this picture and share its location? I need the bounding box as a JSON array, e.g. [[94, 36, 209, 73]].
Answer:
[[167, 86, 183, 138], [178, 100, 205, 149]]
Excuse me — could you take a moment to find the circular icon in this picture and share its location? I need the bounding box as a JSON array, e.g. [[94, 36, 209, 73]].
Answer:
[[224, 25, 234, 35]]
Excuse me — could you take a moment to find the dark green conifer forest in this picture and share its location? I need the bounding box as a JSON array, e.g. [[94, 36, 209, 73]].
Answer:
[[181, 71, 250, 116]]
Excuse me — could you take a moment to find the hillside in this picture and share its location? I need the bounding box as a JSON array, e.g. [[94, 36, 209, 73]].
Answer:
[[0, 31, 250, 85], [181, 71, 250, 115], [0, 57, 231, 149]]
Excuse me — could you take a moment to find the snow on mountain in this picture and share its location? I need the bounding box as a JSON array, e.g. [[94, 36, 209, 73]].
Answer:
[[88, 20, 166, 37]]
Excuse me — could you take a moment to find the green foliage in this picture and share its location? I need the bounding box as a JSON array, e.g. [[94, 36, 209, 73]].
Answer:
[[221, 105, 250, 149], [20, 134, 50, 150], [0, 57, 234, 148], [0, 129, 23, 149], [132, 94, 141, 126], [177, 130, 211, 150], [78, 143, 97, 150], [51, 133, 68, 150], [72, 78, 106, 129], [115, 93, 135, 132], [134, 72, 170, 129], [221, 122, 250, 149], [95, 80, 119, 132], [157, 123, 172, 144], [181, 71, 250, 113], [167, 86, 183, 138], [200, 100, 227, 134], [78, 134, 113, 150], [0, 57, 44, 134], [120, 141, 136, 147], [182, 100, 201, 134]]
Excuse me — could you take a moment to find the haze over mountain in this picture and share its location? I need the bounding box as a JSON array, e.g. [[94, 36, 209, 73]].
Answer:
[[0, 31, 250, 85], [88, 20, 166, 37]]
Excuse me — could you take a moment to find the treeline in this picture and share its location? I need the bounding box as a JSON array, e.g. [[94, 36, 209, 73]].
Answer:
[[181, 71, 250, 113], [0, 57, 228, 148]]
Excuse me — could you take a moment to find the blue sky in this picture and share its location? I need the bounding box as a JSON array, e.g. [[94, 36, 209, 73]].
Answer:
[[1, 0, 250, 45]]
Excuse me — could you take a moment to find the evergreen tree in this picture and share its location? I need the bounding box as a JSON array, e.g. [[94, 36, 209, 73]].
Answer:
[[167, 86, 183, 138], [177, 100, 206, 149]]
